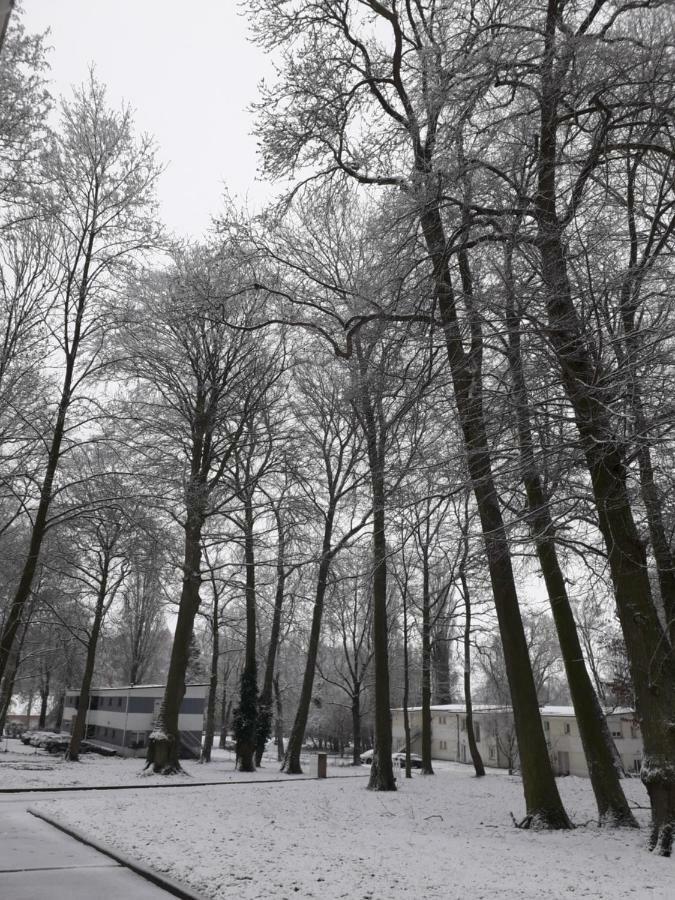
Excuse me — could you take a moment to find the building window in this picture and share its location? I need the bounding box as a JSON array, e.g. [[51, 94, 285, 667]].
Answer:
[[633, 759, 641, 774], [439, 740, 447, 750], [474, 723, 481, 743], [544, 720, 550, 732], [611, 728, 622, 739], [460, 717, 466, 732], [630, 725, 638, 739], [564, 723, 571, 735], [489, 747, 495, 760], [117, 697, 123, 708], [439, 715, 447, 725]]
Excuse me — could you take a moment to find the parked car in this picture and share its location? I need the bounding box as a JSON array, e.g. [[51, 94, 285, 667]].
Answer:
[[359, 749, 423, 768]]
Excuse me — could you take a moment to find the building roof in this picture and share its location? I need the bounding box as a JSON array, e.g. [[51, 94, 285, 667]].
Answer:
[[393, 704, 636, 717], [67, 683, 209, 692]]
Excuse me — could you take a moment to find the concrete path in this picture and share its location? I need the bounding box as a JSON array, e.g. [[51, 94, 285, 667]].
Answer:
[[0, 806, 175, 899]]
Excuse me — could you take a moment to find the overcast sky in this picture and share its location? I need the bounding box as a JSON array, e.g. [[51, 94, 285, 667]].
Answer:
[[22, 0, 275, 238]]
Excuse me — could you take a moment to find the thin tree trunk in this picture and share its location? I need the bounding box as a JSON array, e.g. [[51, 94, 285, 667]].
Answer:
[[0, 220, 93, 688], [235, 489, 258, 772], [459, 564, 485, 778], [282, 510, 335, 774], [0, 607, 32, 736], [38, 667, 50, 729], [402, 579, 412, 779], [66, 563, 109, 762], [421, 547, 434, 775], [146, 512, 204, 773], [256, 509, 286, 766], [219, 693, 231, 749], [273, 674, 284, 761], [351, 686, 362, 765], [419, 204, 570, 828], [200, 590, 219, 763], [536, 1, 674, 851]]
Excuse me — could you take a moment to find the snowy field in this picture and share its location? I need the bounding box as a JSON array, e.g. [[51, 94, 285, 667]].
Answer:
[[23, 759, 672, 900], [0, 738, 361, 789]]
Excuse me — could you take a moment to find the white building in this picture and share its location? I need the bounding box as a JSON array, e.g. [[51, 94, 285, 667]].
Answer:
[[392, 704, 643, 777], [63, 683, 207, 758]]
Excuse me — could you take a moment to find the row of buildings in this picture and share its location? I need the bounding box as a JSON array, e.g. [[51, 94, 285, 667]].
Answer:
[[392, 704, 643, 777], [58, 684, 643, 777]]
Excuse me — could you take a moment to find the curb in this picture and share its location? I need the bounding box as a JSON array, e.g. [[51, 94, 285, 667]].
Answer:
[[0, 771, 369, 794], [27, 806, 210, 900]]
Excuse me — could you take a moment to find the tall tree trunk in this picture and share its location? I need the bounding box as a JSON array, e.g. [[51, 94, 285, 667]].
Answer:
[[282, 510, 335, 774], [0, 606, 32, 736], [402, 578, 412, 779], [273, 674, 284, 761], [0, 367, 75, 686], [618, 166, 675, 647], [504, 244, 635, 826], [200, 591, 219, 763], [459, 562, 485, 777], [235, 490, 258, 772], [146, 511, 204, 773], [366, 455, 396, 791], [219, 692, 231, 749], [66, 562, 109, 762], [256, 510, 286, 766], [536, 0, 674, 851], [351, 685, 362, 765], [419, 204, 570, 828], [421, 548, 434, 775], [38, 667, 50, 729]]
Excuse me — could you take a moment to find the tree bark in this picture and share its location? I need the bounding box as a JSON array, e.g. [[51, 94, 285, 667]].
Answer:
[[421, 547, 434, 775], [145, 511, 204, 773], [460, 565, 485, 778], [536, 0, 674, 851], [282, 510, 335, 774], [256, 508, 286, 766], [273, 674, 284, 761], [65, 561, 109, 762], [235, 489, 258, 772], [419, 204, 570, 827], [0, 608, 32, 737], [367, 463, 396, 791], [504, 243, 635, 825], [200, 589, 219, 764], [402, 578, 412, 779], [38, 667, 50, 729]]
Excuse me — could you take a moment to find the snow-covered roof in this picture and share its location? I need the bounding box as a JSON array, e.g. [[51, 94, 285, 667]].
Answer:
[[393, 704, 636, 717], [67, 682, 209, 692]]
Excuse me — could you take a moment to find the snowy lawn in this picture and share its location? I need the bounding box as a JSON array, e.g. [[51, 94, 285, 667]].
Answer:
[[0, 738, 361, 789], [32, 766, 671, 899]]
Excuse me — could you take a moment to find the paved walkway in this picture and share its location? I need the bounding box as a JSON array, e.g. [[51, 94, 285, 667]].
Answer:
[[0, 806, 175, 899]]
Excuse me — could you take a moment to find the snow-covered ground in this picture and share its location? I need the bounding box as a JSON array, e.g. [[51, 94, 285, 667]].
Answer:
[[26, 760, 672, 899], [0, 738, 361, 789]]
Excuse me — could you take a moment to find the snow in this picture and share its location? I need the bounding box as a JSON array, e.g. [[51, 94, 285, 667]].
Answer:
[[22, 755, 672, 899], [0, 739, 363, 790]]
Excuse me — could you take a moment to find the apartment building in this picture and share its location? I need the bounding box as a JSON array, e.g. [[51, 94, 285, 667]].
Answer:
[[63, 683, 207, 758], [391, 704, 643, 777]]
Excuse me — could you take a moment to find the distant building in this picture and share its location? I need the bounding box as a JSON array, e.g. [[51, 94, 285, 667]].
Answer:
[[63, 683, 207, 758], [392, 704, 643, 778]]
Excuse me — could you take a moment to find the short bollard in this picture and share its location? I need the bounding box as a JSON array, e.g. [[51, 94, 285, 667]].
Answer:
[[316, 751, 327, 778]]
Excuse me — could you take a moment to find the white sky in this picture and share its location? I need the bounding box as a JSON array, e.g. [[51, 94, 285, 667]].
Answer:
[[22, 0, 275, 238]]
